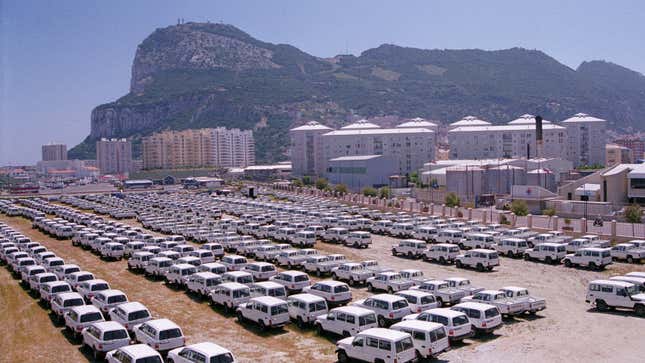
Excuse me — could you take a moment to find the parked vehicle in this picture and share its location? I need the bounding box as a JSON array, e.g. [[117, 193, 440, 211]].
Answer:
[[496, 238, 529, 258], [395, 290, 439, 313], [390, 320, 449, 359], [335, 328, 416, 363], [344, 231, 372, 248], [451, 302, 502, 334], [134, 318, 185, 354], [499, 286, 546, 315], [50, 292, 85, 321], [82, 321, 130, 360], [109, 301, 152, 332], [563, 247, 612, 270], [314, 306, 378, 337], [610, 243, 645, 264], [455, 249, 499, 272], [91, 289, 129, 314], [106, 344, 163, 363], [287, 293, 329, 327], [391, 239, 427, 259], [210, 282, 251, 311], [236, 296, 290, 330], [403, 307, 473, 342], [167, 342, 235, 363], [523, 243, 568, 264], [586, 279, 645, 316], [270, 270, 311, 293], [462, 290, 529, 316], [250, 281, 288, 299], [367, 272, 416, 293], [352, 294, 411, 327], [303, 280, 352, 306], [423, 243, 460, 264], [413, 280, 466, 306], [185, 272, 222, 296], [243, 262, 277, 281]]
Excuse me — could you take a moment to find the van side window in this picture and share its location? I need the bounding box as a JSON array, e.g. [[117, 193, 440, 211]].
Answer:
[[601, 285, 613, 293], [378, 339, 391, 351], [589, 284, 600, 292], [345, 314, 355, 324], [412, 330, 425, 340], [366, 337, 379, 348]]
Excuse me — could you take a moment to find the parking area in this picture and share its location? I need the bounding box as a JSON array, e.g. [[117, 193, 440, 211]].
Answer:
[[1, 190, 644, 363]]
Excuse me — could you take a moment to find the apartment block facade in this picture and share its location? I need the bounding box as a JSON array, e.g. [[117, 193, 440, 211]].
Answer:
[[142, 128, 254, 170], [562, 113, 607, 167], [96, 138, 132, 175], [41, 143, 67, 161]]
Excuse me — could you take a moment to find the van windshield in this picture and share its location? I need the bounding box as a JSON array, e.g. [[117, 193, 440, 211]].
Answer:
[[485, 308, 500, 318], [359, 314, 376, 326], [80, 312, 102, 323], [159, 328, 182, 340], [271, 304, 288, 315], [392, 300, 409, 310], [452, 315, 469, 326]]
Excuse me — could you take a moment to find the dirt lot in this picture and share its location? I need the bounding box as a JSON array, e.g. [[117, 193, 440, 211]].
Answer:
[[2, 212, 645, 363]]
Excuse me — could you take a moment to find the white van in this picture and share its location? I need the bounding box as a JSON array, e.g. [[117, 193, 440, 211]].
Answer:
[[586, 279, 645, 316], [391, 320, 449, 359], [404, 307, 473, 342], [336, 328, 416, 363], [287, 293, 329, 327], [451, 302, 502, 334]]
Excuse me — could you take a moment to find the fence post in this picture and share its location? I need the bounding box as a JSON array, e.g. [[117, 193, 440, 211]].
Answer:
[[552, 216, 558, 230], [441, 204, 446, 217], [527, 214, 533, 229], [611, 220, 617, 238], [430, 203, 435, 215], [467, 208, 472, 220], [511, 213, 516, 227], [482, 211, 488, 224], [580, 218, 587, 234]]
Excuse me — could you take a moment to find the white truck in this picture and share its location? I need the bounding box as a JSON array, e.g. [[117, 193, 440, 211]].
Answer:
[[500, 286, 546, 315], [332, 263, 375, 286], [462, 290, 529, 316], [610, 243, 645, 264], [414, 280, 466, 306]]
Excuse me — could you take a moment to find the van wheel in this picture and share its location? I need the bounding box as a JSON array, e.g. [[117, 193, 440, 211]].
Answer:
[[377, 316, 386, 327], [523, 254, 530, 261], [353, 242, 359, 248], [589, 262, 598, 270], [236, 311, 244, 322], [477, 264, 485, 272], [564, 259, 572, 267], [635, 304, 645, 317], [545, 256, 553, 264], [458, 243, 465, 249], [387, 286, 394, 294], [416, 350, 423, 360], [367, 284, 374, 292], [314, 323, 324, 335], [407, 252, 414, 259], [627, 256, 634, 264], [436, 297, 443, 307], [258, 320, 267, 330], [596, 299, 608, 311], [332, 273, 338, 280], [456, 261, 463, 268], [296, 316, 305, 328], [439, 256, 446, 264], [337, 350, 349, 363], [342, 330, 350, 338], [93, 348, 100, 360]]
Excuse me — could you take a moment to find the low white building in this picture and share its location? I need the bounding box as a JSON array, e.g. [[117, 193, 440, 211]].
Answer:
[[327, 155, 395, 191]]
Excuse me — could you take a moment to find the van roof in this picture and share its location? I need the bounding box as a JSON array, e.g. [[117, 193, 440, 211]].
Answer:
[[118, 344, 160, 358], [97, 289, 126, 298], [145, 318, 181, 331], [117, 301, 148, 313], [370, 294, 407, 302], [252, 281, 284, 289], [428, 308, 465, 318], [589, 279, 633, 287], [396, 289, 432, 297], [454, 301, 496, 310], [251, 296, 288, 306], [183, 342, 231, 358], [93, 321, 126, 331], [71, 305, 101, 314], [218, 282, 249, 290], [359, 328, 410, 340], [391, 319, 444, 332], [288, 293, 326, 303]]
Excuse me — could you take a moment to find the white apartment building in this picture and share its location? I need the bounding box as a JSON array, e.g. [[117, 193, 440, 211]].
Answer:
[[561, 113, 607, 167], [289, 121, 333, 177], [210, 127, 255, 168], [448, 115, 492, 130], [396, 117, 439, 132], [448, 123, 566, 160], [321, 127, 436, 175]]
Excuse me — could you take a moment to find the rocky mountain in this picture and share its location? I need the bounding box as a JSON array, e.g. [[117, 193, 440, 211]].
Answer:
[[69, 22, 645, 162]]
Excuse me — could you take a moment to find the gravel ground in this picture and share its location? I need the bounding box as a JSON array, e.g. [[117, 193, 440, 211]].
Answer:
[[1, 212, 644, 363]]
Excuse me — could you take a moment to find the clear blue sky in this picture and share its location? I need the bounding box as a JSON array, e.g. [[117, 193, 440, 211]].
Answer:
[[2, 0, 644, 165]]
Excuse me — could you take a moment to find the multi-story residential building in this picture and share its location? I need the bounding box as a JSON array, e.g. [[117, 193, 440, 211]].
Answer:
[[562, 113, 607, 167], [614, 137, 645, 161], [289, 121, 333, 177], [448, 123, 567, 160], [448, 115, 492, 130], [142, 127, 254, 170], [396, 117, 439, 132], [41, 143, 67, 161], [321, 126, 435, 176], [606, 144, 633, 166], [96, 138, 132, 175]]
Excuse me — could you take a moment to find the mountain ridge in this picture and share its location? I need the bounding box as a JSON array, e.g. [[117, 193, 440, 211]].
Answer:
[[69, 22, 645, 162]]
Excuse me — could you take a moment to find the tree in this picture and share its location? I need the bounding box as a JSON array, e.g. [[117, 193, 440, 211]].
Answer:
[[445, 192, 460, 208], [362, 187, 378, 197], [302, 176, 312, 185], [510, 200, 529, 216], [543, 207, 556, 227], [625, 204, 643, 224], [334, 184, 348, 195], [315, 178, 328, 190], [292, 178, 303, 187], [409, 172, 421, 187], [378, 186, 390, 199]]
